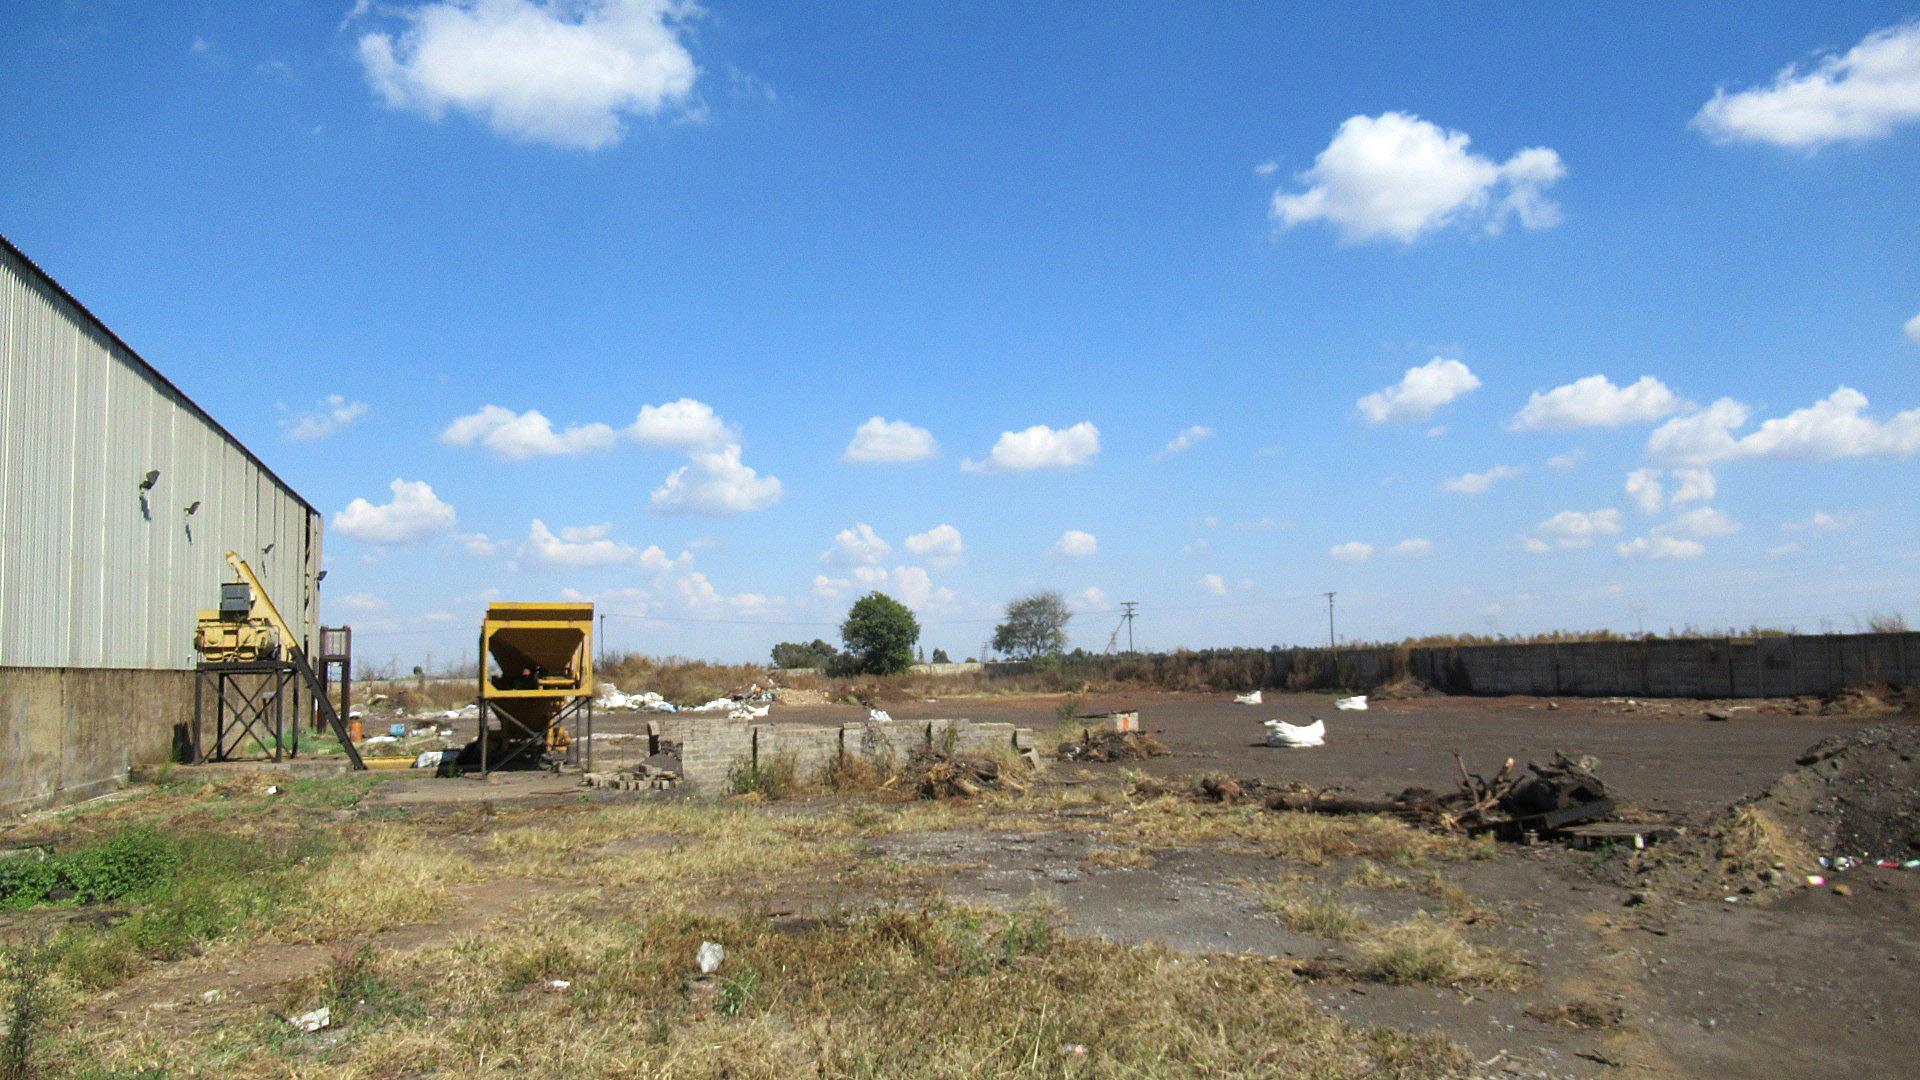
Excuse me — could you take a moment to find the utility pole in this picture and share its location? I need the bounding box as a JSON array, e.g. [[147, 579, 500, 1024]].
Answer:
[[1120, 601, 1138, 652], [1325, 592, 1337, 648], [599, 614, 608, 668]]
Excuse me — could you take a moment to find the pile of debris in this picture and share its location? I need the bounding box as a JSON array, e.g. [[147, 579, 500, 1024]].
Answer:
[[1056, 729, 1168, 763], [583, 750, 685, 792], [1199, 751, 1616, 838], [911, 749, 1030, 799]]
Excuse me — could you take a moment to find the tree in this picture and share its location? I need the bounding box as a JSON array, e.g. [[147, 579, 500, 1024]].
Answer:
[[992, 591, 1072, 660], [840, 592, 920, 675], [930, 648, 951, 664], [770, 639, 839, 669]]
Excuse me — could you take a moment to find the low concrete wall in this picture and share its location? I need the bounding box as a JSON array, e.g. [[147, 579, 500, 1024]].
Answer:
[[1, 667, 194, 816], [652, 715, 1034, 792], [1268, 632, 1920, 698]]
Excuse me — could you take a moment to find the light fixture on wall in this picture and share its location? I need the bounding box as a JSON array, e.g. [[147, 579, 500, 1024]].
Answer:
[[137, 469, 160, 521], [184, 501, 201, 515]]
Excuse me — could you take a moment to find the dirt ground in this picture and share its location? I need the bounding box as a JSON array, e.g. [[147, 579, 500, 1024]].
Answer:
[[12, 690, 1919, 1078]]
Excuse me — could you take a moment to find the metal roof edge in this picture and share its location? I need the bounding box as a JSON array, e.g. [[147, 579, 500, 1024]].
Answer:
[[0, 229, 320, 517]]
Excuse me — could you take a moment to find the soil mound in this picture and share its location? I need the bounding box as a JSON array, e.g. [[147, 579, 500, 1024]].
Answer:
[[1766, 724, 1920, 861], [1618, 724, 1920, 902]]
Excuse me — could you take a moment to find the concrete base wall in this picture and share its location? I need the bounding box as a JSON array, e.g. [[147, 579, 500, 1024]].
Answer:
[[1, 666, 193, 816]]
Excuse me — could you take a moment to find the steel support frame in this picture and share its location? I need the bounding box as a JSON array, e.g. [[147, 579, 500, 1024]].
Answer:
[[475, 696, 593, 777], [194, 662, 300, 763]]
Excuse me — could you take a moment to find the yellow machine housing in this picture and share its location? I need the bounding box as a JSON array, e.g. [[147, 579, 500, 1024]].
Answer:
[[479, 602, 594, 761], [195, 567, 286, 663]]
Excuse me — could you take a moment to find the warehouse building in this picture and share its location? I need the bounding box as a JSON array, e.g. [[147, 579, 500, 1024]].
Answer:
[[0, 233, 323, 813]]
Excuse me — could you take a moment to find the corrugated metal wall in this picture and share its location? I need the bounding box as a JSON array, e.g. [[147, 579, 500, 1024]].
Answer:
[[0, 241, 321, 670]]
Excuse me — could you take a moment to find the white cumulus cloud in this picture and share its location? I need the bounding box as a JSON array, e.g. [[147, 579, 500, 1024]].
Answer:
[[844, 417, 937, 463], [650, 443, 782, 515], [527, 519, 637, 567], [629, 398, 732, 450], [1053, 530, 1098, 557], [1442, 464, 1520, 495], [1330, 541, 1373, 563], [1784, 510, 1857, 532], [1510, 375, 1684, 431], [337, 592, 385, 612], [890, 565, 953, 609], [1358, 358, 1481, 425], [1529, 508, 1623, 551], [904, 524, 965, 563], [1162, 425, 1215, 455], [334, 479, 457, 545], [1669, 468, 1716, 505], [963, 422, 1100, 472], [1076, 586, 1108, 609], [441, 404, 617, 459], [821, 523, 890, 566], [356, 0, 700, 150], [1693, 22, 1920, 149], [1907, 311, 1920, 343], [1272, 111, 1565, 243], [1392, 538, 1433, 557], [1646, 388, 1920, 466], [1625, 468, 1665, 514], [282, 394, 368, 441], [1616, 535, 1706, 560], [1200, 573, 1227, 596], [1665, 506, 1741, 539]]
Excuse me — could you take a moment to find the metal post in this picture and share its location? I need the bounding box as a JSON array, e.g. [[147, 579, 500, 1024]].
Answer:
[[1326, 592, 1336, 648], [192, 669, 205, 763]]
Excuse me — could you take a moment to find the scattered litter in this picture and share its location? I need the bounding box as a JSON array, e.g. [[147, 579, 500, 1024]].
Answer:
[[1233, 690, 1263, 705], [1805, 875, 1825, 886], [439, 704, 478, 720], [597, 684, 678, 712], [264, 785, 281, 796], [388, 723, 407, 738], [687, 697, 736, 713], [199, 989, 223, 1005], [1334, 695, 1368, 711], [1062, 1044, 1089, 1058], [362, 735, 398, 747], [1056, 729, 1167, 763], [413, 750, 447, 770], [290, 1007, 331, 1033], [547, 979, 571, 991], [347, 709, 365, 720], [868, 708, 893, 723], [1264, 718, 1325, 748], [697, 941, 725, 975], [728, 703, 770, 720], [1832, 883, 1853, 897]]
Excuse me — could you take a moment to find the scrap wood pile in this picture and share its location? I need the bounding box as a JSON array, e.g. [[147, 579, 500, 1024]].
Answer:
[[1198, 751, 1615, 837], [1056, 729, 1168, 763], [911, 749, 1030, 799]]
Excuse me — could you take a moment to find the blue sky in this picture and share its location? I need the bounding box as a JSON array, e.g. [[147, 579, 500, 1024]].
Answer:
[[5, 2, 1918, 667]]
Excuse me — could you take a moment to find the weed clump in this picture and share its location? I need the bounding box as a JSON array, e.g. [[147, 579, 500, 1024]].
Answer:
[[0, 829, 183, 908]]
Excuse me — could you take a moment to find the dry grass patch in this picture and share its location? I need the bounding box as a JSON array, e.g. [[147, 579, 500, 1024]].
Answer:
[[1260, 876, 1373, 941], [63, 902, 1469, 1079], [1355, 915, 1531, 990]]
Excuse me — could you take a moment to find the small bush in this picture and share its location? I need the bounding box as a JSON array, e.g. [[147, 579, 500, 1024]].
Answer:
[[0, 944, 52, 1080], [728, 755, 802, 800], [0, 829, 183, 909]]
